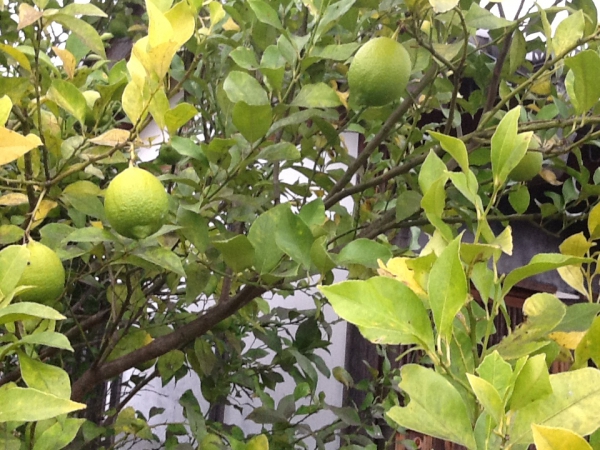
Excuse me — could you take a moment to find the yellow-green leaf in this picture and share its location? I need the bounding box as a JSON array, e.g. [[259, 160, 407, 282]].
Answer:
[[0, 128, 42, 165], [0, 386, 85, 422], [532, 424, 592, 450], [0, 44, 31, 72], [0, 95, 11, 127]]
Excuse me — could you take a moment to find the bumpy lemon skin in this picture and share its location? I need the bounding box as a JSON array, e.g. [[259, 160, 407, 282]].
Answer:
[[17, 241, 66, 304], [509, 152, 543, 182], [104, 167, 170, 240], [347, 37, 412, 107]]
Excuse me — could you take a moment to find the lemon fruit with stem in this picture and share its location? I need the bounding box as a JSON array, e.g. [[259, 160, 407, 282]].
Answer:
[[104, 166, 169, 239], [347, 36, 412, 107], [17, 241, 65, 304]]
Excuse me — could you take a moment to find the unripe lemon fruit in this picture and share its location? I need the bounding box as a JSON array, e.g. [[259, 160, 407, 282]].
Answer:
[[509, 151, 543, 182], [104, 167, 169, 239], [348, 37, 412, 107], [17, 241, 65, 304]]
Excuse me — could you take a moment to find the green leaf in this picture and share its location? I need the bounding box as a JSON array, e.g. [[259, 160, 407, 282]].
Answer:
[[0, 245, 29, 298], [315, 0, 356, 39], [509, 354, 552, 410], [135, 247, 186, 277], [299, 199, 326, 229], [248, 0, 282, 29], [491, 107, 531, 187], [0, 224, 24, 245], [464, 3, 514, 29], [223, 71, 269, 106], [477, 351, 513, 399], [474, 412, 502, 450], [291, 83, 342, 109], [32, 418, 85, 450], [213, 235, 255, 273], [553, 303, 600, 333], [64, 227, 116, 244], [387, 365, 476, 449], [256, 142, 300, 161], [532, 424, 592, 450], [310, 43, 360, 61], [0, 302, 64, 325], [429, 131, 469, 172], [319, 277, 434, 348], [428, 236, 467, 341], [170, 136, 207, 162], [553, 10, 584, 56], [419, 150, 446, 194], [466, 374, 503, 425], [51, 14, 106, 59], [157, 349, 185, 381], [19, 331, 73, 351], [502, 254, 591, 295], [509, 185, 530, 214], [565, 51, 600, 114], [275, 208, 314, 268], [336, 238, 392, 269], [421, 176, 453, 240], [165, 103, 198, 136], [396, 190, 422, 222], [310, 236, 336, 275], [495, 293, 566, 360], [248, 204, 288, 273], [509, 368, 600, 447], [0, 387, 85, 422], [59, 3, 108, 17], [229, 47, 259, 70], [46, 79, 87, 125], [19, 351, 71, 399], [232, 102, 272, 143], [176, 208, 209, 253], [106, 328, 151, 362]]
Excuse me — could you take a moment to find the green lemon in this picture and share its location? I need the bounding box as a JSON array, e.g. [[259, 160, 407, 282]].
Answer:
[[509, 151, 543, 182], [104, 167, 169, 239], [17, 241, 65, 304], [347, 37, 412, 107], [157, 143, 181, 165]]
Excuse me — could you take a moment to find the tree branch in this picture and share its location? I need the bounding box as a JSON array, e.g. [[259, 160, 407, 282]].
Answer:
[[70, 284, 266, 402], [324, 64, 438, 208]]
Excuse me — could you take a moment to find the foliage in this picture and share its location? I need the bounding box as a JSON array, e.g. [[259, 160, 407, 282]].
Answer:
[[2, 0, 600, 449]]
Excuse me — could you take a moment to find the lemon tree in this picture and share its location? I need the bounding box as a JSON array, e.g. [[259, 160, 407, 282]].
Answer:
[[1, 0, 600, 449]]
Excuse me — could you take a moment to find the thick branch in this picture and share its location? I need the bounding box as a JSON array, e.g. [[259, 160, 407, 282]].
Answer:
[[70, 284, 266, 402]]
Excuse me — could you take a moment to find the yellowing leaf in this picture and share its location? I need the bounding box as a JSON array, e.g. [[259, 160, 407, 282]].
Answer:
[[540, 168, 563, 186], [32, 199, 58, 228], [589, 203, 600, 239], [147, 0, 174, 48], [377, 257, 427, 297], [0, 128, 42, 166], [560, 232, 592, 258], [52, 46, 76, 79], [532, 424, 592, 450], [0, 95, 12, 127], [18, 3, 43, 30], [0, 44, 31, 72], [0, 193, 29, 206], [223, 17, 240, 31], [557, 265, 588, 297], [89, 129, 131, 147], [549, 331, 587, 350]]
